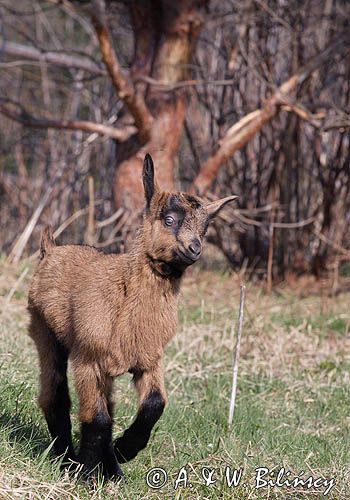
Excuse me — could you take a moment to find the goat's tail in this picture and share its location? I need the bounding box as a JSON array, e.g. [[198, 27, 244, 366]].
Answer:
[[40, 225, 55, 260]]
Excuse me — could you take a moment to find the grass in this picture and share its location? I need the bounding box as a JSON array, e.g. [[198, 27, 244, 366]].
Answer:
[[0, 263, 349, 498]]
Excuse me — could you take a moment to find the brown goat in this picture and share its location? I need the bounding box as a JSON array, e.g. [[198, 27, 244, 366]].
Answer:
[[28, 154, 237, 480]]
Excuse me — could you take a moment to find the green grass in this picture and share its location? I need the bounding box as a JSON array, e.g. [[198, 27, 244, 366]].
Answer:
[[0, 265, 349, 498]]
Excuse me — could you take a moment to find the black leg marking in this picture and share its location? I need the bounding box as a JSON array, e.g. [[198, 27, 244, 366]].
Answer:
[[114, 390, 165, 463], [78, 411, 123, 480], [44, 340, 75, 462]]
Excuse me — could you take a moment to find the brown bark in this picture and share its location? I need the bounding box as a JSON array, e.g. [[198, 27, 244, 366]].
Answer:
[[115, 99, 186, 211], [90, 0, 154, 143], [113, 0, 207, 212]]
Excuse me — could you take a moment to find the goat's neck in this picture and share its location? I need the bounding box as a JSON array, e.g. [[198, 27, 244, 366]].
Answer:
[[126, 235, 178, 295], [125, 227, 182, 295], [127, 249, 182, 298]]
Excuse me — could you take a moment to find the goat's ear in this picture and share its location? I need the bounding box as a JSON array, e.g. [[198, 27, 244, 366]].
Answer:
[[206, 195, 238, 219], [143, 153, 157, 210]]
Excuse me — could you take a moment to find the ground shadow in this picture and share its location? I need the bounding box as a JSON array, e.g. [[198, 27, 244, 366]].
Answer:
[[0, 405, 50, 457]]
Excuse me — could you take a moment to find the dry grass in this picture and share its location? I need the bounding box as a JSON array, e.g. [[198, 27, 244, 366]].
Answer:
[[0, 259, 349, 498]]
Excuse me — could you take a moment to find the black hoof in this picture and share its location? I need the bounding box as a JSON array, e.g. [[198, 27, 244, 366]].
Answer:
[[103, 445, 124, 480], [77, 459, 103, 483], [114, 435, 146, 463], [106, 466, 124, 482], [77, 453, 123, 482]]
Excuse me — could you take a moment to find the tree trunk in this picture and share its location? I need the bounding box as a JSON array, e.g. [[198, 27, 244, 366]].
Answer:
[[113, 0, 207, 212]]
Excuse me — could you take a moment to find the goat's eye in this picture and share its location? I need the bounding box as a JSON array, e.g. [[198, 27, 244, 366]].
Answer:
[[165, 215, 175, 226]]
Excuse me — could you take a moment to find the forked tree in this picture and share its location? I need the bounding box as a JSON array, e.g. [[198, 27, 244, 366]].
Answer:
[[1, 0, 349, 274]]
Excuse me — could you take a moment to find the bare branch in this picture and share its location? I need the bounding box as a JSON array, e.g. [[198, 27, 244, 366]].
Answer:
[[193, 34, 350, 194], [313, 229, 350, 258], [280, 99, 325, 128], [322, 119, 350, 131], [2, 41, 106, 75], [135, 75, 236, 90], [90, 0, 153, 142], [0, 100, 137, 142], [96, 207, 124, 229]]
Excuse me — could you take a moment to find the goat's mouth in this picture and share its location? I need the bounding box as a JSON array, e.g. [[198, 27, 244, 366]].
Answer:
[[147, 250, 198, 279], [176, 249, 198, 265]]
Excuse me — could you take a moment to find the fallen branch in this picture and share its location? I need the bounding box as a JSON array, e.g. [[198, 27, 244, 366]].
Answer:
[[228, 284, 246, 427]]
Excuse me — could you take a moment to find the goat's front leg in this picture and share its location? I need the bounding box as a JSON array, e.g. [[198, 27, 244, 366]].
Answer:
[[72, 360, 122, 480], [114, 359, 166, 463]]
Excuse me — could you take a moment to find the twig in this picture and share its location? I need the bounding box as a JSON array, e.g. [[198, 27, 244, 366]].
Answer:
[[267, 190, 276, 294], [272, 217, 315, 229], [313, 229, 350, 258], [135, 75, 236, 90], [226, 209, 315, 229], [96, 207, 124, 229], [228, 284, 246, 427], [1, 41, 105, 74], [29, 208, 89, 260], [28, 205, 101, 261], [233, 211, 315, 229], [6, 267, 29, 304], [53, 208, 90, 239], [332, 257, 340, 297], [85, 176, 95, 246], [28, 210, 87, 260], [95, 210, 137, 248], [7, 186, 53, 264]]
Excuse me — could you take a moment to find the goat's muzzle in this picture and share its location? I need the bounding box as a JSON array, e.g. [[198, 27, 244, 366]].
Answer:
[[176, 238, 202, 265]]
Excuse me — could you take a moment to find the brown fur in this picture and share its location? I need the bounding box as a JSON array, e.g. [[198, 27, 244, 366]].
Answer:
[[27, 154, 237, 478]]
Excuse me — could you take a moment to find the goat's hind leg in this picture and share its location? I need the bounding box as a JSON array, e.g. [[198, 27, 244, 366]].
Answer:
[[29, 312, 75, 463], [114, 360, 166, 463]]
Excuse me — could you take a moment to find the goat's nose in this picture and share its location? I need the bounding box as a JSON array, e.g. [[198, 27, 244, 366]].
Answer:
[[188, 239, 201, 257]]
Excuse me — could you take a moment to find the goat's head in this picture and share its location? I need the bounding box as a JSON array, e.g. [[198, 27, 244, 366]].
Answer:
[[142, 154, 237, 278]]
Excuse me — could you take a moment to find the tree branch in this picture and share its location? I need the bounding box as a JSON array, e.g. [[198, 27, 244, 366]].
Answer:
[[192, 34, 350, 194], [0, 101, 136, 142], [1, 41, 106, 75], [90, 0, 153, 143]]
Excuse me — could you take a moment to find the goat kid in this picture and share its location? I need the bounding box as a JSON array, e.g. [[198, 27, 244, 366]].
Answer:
[[28, 153, 237, 480]]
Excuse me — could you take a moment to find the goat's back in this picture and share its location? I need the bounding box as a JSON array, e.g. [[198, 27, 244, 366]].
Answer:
[[28, 245, 128, 352]]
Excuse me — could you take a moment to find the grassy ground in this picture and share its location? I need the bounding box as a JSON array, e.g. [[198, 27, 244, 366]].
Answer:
[[0, 260, 349, 499]]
